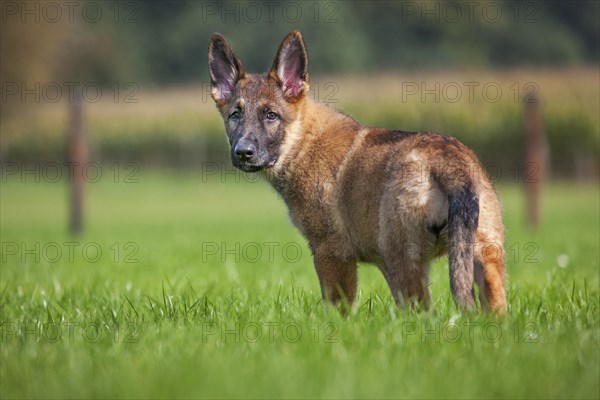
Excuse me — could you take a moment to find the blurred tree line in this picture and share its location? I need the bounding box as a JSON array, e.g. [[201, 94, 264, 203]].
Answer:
[[1, 0, 598, 86]]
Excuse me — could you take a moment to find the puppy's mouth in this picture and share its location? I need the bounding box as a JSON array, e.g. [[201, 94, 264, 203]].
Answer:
[[237, 158, 278, 173]]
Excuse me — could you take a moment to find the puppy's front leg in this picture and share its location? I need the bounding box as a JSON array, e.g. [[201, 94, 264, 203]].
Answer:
[[313, 246, 357, 306]]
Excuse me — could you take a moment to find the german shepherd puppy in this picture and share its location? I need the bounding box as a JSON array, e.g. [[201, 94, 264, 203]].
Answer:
[[208, 31, 507, 314]]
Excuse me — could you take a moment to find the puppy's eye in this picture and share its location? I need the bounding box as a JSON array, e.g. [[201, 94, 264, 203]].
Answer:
[[266, 111, 278, 121], [230, 111, 240, 120]]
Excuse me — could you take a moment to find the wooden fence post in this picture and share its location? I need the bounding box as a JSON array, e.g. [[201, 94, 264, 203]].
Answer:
[[68, 94, 87, 236], [523, 94, 545, 229]]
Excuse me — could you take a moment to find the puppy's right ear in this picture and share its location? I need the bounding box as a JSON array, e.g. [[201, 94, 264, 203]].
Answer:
[[208, 33, 245, 103]]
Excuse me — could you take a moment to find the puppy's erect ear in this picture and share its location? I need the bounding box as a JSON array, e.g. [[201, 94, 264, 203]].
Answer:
[[268, 30, 309, 102], [208, 33, 245, 103]]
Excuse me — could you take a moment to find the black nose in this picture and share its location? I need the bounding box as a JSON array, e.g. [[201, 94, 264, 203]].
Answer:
[[234, 139, 256, 161]]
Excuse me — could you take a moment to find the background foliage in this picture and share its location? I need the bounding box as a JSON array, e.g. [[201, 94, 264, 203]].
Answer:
[[1, 0, 598, 179], [3, 0, 598, 85]]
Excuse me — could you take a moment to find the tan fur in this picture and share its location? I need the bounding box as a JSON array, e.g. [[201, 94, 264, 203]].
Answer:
[[209, 31, 507, 314]]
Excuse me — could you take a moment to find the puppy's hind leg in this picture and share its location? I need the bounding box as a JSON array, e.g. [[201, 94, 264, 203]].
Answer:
[[379, 227, 432, 310], [382, 258, 431, 311]]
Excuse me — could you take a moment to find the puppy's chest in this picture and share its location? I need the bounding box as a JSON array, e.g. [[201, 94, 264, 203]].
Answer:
[[276, 176, 341, 238]]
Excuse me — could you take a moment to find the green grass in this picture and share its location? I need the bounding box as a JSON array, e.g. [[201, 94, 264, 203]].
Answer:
[[1, 171, 599, 399]]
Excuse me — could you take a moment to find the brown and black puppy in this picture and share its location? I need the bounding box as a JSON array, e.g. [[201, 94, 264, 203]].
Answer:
[[208, 30, 507, 314]]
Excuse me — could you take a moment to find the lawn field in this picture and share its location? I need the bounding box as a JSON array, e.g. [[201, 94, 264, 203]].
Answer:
[[1, 172, 599, 399]]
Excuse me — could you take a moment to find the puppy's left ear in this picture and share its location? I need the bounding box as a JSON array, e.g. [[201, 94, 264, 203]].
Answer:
[[269, 30, 309, 102]]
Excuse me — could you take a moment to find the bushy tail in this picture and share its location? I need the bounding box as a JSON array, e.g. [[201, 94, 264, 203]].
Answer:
[[447, 184, 479, 311]]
